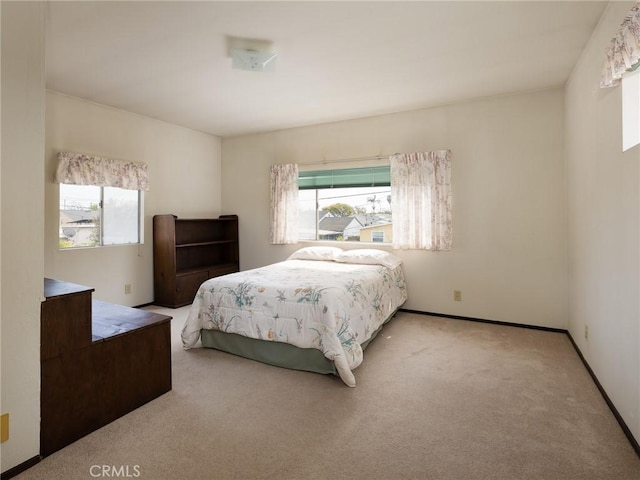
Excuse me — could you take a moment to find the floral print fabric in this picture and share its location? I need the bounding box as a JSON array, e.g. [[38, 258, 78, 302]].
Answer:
[[181, 259, 407, 387], [601, 4, 640, 88], [55, 152, 149, 191], [390, 150, 452, 250], [269, 163, 299, 244]]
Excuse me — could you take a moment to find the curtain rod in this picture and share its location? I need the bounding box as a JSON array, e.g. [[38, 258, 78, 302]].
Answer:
[[299, 154, 394, 167]]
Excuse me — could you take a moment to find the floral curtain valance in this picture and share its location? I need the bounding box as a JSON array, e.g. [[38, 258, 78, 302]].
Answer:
[[601, 3, 640, 88], [55, 152, 150, 191], [269, 163, 299, 245], [390, 150, 452, 251]]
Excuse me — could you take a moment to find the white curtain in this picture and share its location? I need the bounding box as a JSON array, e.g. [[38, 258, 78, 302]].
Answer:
[[390, 151, 452, 250], [601, 4, 640, 88], [269, 163, 299, 244], [55, 152, 150, 191]]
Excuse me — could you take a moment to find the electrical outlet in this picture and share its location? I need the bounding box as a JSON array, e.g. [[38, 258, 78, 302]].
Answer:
[[124, 284, 132, 295], [453, 290, 462, 302], [585, 325, 589, 340]]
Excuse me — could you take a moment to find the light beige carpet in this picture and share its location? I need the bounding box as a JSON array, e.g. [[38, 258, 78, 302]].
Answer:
[[13, 309, 640, 480]]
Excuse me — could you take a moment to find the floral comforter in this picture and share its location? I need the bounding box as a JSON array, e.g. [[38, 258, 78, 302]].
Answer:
[[181, 259, 407, 386]]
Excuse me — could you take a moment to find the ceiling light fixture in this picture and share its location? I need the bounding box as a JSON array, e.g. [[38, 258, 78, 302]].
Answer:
[[231, 48, 278, 72]]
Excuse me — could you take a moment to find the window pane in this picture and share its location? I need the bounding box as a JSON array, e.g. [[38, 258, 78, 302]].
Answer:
[[622, 67, 640, 151], [298, 185, 392, 242], [298, 189, 317, 240], [103, 187, 139, 245], [59, 184, 100, 248], [372, 231, 385, 242]]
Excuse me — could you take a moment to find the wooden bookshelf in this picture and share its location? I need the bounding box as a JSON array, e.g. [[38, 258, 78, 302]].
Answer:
[[153, 214, 239, 307]]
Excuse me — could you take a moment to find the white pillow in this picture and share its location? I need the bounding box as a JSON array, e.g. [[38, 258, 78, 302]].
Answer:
[[287, 246, 343, 262], [335, 249, 402, 269]]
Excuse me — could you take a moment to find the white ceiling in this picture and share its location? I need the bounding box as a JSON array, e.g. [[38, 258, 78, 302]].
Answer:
[[45, 1, 609, 138]]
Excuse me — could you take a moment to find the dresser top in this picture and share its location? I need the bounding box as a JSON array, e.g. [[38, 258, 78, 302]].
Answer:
[[44, 278, 94, 299]]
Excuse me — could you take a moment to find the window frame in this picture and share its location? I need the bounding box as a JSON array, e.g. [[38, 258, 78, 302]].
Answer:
[[59, 183, 143, 250], [371, 231, 385, 243], [298, 165, 392, 244]]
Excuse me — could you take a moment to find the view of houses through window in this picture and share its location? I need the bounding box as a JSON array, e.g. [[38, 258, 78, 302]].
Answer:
[[59, 184, 141, 249], [298, 186, 392, 242]]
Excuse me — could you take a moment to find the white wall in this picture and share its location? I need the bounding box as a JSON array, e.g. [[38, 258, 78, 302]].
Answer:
[[222, 88, 568, 329], [565, 1, 640, 441], [45, 92, 222, 306], [0, 1, 46, 473]]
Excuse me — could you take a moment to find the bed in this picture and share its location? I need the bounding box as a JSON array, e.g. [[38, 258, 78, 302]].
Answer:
[[181, 247, 407, 386]]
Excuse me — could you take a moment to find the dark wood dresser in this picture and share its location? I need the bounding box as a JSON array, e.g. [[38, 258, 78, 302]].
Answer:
[[40, 278, 172, 457]]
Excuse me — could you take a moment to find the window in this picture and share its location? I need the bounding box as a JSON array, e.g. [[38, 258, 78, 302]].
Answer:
[[600, 4, 640, 151], [371, 231, 385, 243], [298, 166, 392, 243], [622, 66, 640, 151], [55, 151, 148, 249], [59, 183, 141, 249]]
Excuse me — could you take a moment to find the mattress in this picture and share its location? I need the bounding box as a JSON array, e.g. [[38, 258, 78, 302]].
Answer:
[[182, 257, 407, 386]]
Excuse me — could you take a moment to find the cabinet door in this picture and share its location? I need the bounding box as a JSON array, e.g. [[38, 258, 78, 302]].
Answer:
[[176, 271, 209, 306], [41, 291, 93, 360]]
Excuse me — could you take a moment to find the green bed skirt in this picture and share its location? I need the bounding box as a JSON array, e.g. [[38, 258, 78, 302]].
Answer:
[[199, 309, 398, 376]]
